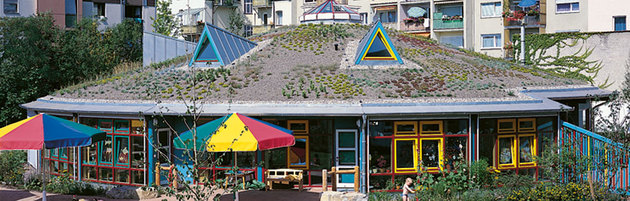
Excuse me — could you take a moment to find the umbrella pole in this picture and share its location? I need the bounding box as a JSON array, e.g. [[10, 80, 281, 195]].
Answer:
[[42, 144, 47, 201], [234, 152, 239, 201]]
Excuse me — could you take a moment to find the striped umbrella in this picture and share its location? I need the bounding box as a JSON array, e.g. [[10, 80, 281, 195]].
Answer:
[[174, 113, 294, 201], [174, 113, 294, 152], [0, 113, 106, 201]]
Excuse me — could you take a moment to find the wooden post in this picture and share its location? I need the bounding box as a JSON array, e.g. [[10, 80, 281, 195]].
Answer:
[[322, 169, 328, 191], [172, 165, 178, 190], [298, 171, 303, 192], [353, 166, 359, 192], [155, 163, 160, 186], [264, 170, 270, 191], [331, 167, 337, 191]]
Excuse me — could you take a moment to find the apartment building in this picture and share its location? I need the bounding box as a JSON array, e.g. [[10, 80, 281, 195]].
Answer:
[[0, 0, 155, 31], [1, 0, 36, 17]]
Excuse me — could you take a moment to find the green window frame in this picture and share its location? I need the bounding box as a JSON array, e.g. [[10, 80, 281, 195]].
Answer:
[[99, 135, 114, 166], [114, 136, 130, 167]]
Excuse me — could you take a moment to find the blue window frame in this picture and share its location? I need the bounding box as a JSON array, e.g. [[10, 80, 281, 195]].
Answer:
[[114, 120, 130, 133], [482, 34, 501, 48], [615, 16, 626, 31], [114, 136, 130, 167], [99, 136, 113, 166]]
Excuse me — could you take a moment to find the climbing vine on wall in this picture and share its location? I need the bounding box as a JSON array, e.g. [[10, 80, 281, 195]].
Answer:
[[513, 32, 612, 88]]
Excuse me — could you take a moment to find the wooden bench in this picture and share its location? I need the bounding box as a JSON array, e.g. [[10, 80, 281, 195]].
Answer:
[[264, 169, 303, 191]]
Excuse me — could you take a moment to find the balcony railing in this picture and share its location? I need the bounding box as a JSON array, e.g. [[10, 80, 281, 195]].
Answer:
[[213, 0, 237, 7], [401, 18, 429, 32], [505, 15, 540, 27], [181, 25, 204, 35], [253, 0, 271, 7], [433, 13, 463, 30]]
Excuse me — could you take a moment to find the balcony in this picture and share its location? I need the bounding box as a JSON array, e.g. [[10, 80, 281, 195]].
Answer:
[[432, 13, 463, 30], [181, 25, 204, 35], [504, 1, 544, 28], [213, 0, 237, 7], [401, 18, 430, 32], [253, 0, 271, 7]]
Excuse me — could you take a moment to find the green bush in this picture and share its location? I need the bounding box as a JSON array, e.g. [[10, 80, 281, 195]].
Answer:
[[506, 182, 621, 201], [0, 150, 26, 185], [0, 15, 142, 126], [44, 174, 107, 196]]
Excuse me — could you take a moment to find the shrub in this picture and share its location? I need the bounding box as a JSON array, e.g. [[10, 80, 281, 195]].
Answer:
[[505, 182, 620, 201], [0, 150, 26, 185], [44, 174, 108, 196]]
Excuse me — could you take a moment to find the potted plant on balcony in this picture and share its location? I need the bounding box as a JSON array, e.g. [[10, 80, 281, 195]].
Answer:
[[526, 8, 540, 16], [503, 41, 513, 50]]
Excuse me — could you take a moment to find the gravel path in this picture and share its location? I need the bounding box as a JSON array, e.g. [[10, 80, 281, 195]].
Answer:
[[0, 185, 322, 201]]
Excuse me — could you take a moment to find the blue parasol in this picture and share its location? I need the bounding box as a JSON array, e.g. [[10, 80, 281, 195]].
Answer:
[[407, 7, 426, 18], [518, 0, 537, 7]]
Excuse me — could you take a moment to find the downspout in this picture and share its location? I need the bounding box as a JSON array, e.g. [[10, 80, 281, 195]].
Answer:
[[360, 113, 367, 193]]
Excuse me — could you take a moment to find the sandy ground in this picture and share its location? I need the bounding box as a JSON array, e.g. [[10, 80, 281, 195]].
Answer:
[[0, 186, 322, 201]]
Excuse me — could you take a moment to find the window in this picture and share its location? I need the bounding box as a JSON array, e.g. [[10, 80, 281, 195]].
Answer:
[[497, 135, 517, 169], [361, 13, 368, 24], [556, 2, 579, 13], [394, 139, 417, 173], [420, 138, 443, 171], [394, 121, 417, 136], [481, 2, 501, 18], [305, 0, 315, 2], [80, 117, 146, 186], [65, 0, 77, 27], [288, 120, 309, 134], [276, 11, 283, 25], [420, 121, 442, 136], [497, 119, 516, 133], [263, 13, 268, 26], [378, 11, 397, 23], [518, 118, 536, 132], [615, 16, 626, 31], [518, 134, 536, 168], [125, 6, 142, 19], [244, 25, 253, 37], [288, 136, 309, 169], [482, 34, 501, 49], [4, 0, 17, 14], [94, 3, 105, 17], [244, 0, 253, 14]]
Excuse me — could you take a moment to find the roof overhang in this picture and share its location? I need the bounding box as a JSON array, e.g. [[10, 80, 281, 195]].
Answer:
[[22, 87, 609, 118]]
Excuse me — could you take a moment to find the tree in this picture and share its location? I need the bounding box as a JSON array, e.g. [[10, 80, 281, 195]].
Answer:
[[152, 0, 179, 37], [227, 9, 247, 37], [0, 15, 143, 126]]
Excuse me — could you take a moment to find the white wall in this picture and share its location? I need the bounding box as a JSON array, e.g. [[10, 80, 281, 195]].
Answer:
[[474, 0, 504, 57], [275, 0, 293, 26], [348, 0, 371, 24], [98, 3, 123, 30], [0, 0, 36, 17], [545, 0, 588, 33], [587, 0, 630, 32], [143, 6, 156, 33]]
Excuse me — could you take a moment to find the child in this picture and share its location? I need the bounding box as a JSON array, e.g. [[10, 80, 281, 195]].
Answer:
[[402, 177, 415, 201]]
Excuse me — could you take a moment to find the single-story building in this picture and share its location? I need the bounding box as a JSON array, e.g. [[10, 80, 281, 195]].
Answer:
[[22, 23, 612, 192]]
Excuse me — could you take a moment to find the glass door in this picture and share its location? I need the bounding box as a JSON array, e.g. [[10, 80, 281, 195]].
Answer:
[[156, 128, 172, 186], [335, 129, 358, 188]]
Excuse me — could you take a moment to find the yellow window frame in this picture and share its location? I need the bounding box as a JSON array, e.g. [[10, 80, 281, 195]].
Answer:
[[517, 118, 536, 133], [287, 136, 309, 170], [419, 138, 444, 172], [394, 121, 417, 136], [419, 120, 443, 136], [497, 135, 517, 169], [361, 29, 398, 61], [497, 119, 516, 134], [518, 134, 537, 168], [288, 120, 309, 135], [394, 138, 418, 173]]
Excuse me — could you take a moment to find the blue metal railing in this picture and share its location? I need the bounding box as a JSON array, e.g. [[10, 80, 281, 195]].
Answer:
[[560, 121, 629, 194]]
